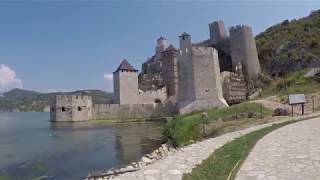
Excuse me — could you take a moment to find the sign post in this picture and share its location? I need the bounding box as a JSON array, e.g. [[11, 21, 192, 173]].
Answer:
[[289, 94, 306, 116]]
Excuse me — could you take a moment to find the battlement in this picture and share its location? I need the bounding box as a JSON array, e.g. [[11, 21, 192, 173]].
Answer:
[[51, 94, 93, 122], [139, 87, 166, 95], [229, 25, 252, 33], [191, 46, 217, 54], [55, 94, 92, 102], [138, 87, 167, 104]]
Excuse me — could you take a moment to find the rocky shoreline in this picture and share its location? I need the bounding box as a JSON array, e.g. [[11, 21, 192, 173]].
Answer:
[[86, 144, 174, 180]]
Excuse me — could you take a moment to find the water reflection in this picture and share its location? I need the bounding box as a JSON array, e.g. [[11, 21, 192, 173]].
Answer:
[[114, 122, 163, 164], [0, 113, 164, 180]]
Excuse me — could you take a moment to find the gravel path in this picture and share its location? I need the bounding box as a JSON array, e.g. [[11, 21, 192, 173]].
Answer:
[[109, 114, 320, 180], [236, 117, 320, 180]]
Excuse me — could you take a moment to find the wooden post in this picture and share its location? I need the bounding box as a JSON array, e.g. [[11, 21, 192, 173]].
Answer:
[[302, 103, 304, 115], [313, 96, 315, 112], [236, 104, 238, 120], [260, 104, 262, 118], [291, 105, 293, 117]]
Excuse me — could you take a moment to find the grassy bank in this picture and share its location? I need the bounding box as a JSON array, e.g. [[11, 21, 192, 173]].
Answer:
[[259, 69, 320, 101], [182, 120, 298, 180], [0, 176, 10, 180], [163, 103, 272, 147], [90, 117, 168, 125]]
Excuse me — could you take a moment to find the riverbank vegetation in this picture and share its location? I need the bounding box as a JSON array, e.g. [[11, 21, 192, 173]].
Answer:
[[162, 103, 272, 147], [258, 69, 320, 102], [182, 120, 298, 180]]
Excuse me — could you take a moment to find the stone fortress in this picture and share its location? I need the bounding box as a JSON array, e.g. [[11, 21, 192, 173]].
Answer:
[[51, 20, 261, 122]]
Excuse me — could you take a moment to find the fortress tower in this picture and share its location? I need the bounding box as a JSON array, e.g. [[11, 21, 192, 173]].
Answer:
[[209, 21, 228, 44], [229, 25, 261, 81], [50, 95, 92, 122], [113, 59, 139, 104], [161, 44, 178, 97], [178, 32, 228, 114], [155, 36, 168, 60]]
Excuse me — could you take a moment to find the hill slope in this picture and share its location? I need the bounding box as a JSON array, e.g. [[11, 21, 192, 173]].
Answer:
[[0, 88, 113, 112], [256, 9, 320, 76]]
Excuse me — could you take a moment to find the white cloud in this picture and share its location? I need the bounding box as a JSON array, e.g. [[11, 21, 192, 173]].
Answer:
[[103, 73, 113, 92], [104, 73, 113, 81], [0, 64, 23, 92]]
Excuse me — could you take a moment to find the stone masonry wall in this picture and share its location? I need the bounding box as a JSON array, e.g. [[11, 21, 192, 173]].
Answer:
[[221, 71, 247, 104], [178, 34, 195, 105], [114, 71, 139, 104], [162, 49, 178, 97], [230, 25, 261, 81], [92, 103, 176, 120], [178, 45, 228, 114], [50, 95, 92, 122], [139, 88, 167, 104]]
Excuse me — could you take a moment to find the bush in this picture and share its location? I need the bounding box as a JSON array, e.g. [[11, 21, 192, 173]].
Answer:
[[163, 114, 202, 147]]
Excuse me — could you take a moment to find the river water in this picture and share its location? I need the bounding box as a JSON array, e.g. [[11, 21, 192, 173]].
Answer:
[[0, 112, 164, 180]]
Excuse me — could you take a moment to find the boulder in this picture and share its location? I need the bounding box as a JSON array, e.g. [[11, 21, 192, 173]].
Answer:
[[273, 108, 290, 116]]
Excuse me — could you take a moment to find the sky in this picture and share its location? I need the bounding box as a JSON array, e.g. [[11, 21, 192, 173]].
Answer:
[[0, 1, 319, 93]]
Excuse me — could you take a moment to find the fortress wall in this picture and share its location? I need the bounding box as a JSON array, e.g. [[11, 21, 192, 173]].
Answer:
[[114, 71, 139, 104], [230, 25, 261, 81], [221, 71, 247, 104], [51, 95, 92, 122], [162, 50, 178, 97], [178, 46, 228, 114], [209, 21, 228, 44], [178, 35, 195, 104], [138, 87, 167, 104], [191, 47, 223, 100], [71, 95, 93, 121], [92, 103, 176, 120]]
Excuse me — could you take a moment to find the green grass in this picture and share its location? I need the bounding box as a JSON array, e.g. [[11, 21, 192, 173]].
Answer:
[[259, 69, 320, 101], [162, 103, 272, 147], [182, 120, 298, 180], [0, 176, 10, 180]]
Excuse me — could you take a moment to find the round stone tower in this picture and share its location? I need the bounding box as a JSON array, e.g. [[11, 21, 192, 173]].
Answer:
[[229, 25, 261, 81]]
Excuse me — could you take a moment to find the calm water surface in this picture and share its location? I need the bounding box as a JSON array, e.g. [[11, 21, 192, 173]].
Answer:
[[0, 112, 164, 180]]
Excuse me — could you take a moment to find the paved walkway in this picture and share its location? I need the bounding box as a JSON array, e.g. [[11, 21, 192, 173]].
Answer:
[[236, 117, 320, 180], [110, 114, 320, 180]]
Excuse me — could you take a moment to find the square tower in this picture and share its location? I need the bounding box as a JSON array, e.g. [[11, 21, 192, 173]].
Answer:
[[50, 95, 92, 122], [178, 33, 228, 114], [113, 59, 139, 104], [209, 21, 228, 44]]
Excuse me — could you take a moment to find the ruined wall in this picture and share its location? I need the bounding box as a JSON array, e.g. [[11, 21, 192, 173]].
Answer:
[[138, 88, 167, 104], [221, 71, 246, 104], [162, 48, 178, 97], [92, 103, 177, 120], [230, 25, 261, 81], [114, 71, 139, 104], [50, 95, 92, 122]]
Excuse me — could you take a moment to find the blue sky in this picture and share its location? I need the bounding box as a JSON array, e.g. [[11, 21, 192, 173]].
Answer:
[[0, 1, 319, 93]]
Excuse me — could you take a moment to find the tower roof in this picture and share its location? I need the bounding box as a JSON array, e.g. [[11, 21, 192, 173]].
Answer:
[[114, 59, 138, 73], [157, 36, 166, 41], [166, 44, 177, 51], [179, 32, 190, 37]]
